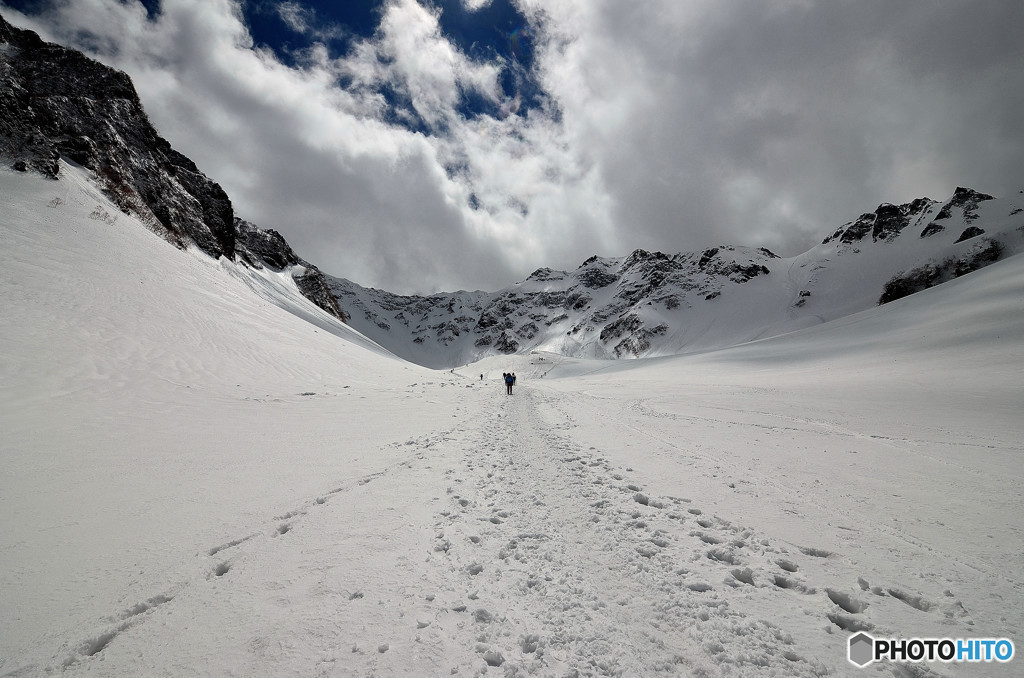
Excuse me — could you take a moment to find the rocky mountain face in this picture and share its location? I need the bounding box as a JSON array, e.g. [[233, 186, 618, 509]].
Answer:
[[327, 245, 782, 367], [234, 218, 347, 322], [0, 13, 344, 322], [330, 190, 1024, 368], [824, 188, 1009, 305]]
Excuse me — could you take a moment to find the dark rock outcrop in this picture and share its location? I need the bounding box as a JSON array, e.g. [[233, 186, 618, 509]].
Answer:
[[234, 218, 347, 321], [494, 331, 519, 353], [235, 218, 301, 270], [293, 268, 348, 322], [824, 213, 875, 244], [936, 187, 994, 224], [577, 267, 619, 289], [823, 198, 936, 245], [954, 226, 985, 243], [879, 239, 1003, 304], [0, 14, 233, 258], [0, 13, 347, 323], [871, 203, 910, 241]]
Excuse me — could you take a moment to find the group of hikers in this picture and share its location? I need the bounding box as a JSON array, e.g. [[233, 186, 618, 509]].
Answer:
[[476, 372, 518, 394]]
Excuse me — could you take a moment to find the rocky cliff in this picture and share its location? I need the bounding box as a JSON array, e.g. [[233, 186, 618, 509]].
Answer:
[[0, 13, 344, 322]]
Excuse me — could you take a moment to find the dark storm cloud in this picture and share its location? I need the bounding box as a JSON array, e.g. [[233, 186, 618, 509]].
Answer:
[[2, 0, 1021, 293]]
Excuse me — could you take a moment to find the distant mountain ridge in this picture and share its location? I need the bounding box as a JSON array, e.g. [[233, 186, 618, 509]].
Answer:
[[3, 12, 1022, 370], [328, 189, 1024, 368]]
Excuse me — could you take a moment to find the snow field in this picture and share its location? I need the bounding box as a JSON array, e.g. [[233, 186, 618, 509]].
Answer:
[[0, 165, 458, 672], [2, 164, 1023, 676]]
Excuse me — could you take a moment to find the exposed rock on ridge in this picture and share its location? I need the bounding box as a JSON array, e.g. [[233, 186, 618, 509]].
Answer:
[[327, 245, 783, 367], [235, 218, 347, 322]]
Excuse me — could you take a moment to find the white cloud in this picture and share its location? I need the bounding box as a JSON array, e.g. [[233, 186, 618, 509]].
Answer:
[[275, 2, 313, 35], [275, 2, 304, 32], [274, 1, 347, 44]]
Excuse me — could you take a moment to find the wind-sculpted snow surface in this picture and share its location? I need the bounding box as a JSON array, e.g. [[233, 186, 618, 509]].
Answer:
[[330, 192, 1024, 368]]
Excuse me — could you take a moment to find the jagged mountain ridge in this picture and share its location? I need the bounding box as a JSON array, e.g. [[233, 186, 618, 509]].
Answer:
[[0, 13, 345, 323], [327, 245, 779, 367], [329, 188, 1024, 368]]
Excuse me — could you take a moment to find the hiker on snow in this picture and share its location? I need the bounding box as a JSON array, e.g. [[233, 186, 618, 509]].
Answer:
[[504, 372, 514, 395]]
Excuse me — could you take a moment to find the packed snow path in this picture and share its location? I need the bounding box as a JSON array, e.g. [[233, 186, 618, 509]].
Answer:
[[412, 385, 835, 676]]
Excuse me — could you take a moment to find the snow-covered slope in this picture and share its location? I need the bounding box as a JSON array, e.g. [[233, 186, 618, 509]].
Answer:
[[0, 162, 436, 671], [331, 189, 1024, 368], [3, 162, 1022, 677]]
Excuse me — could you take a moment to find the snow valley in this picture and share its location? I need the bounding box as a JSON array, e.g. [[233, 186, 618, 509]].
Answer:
[[2, 12, 1024, 677], [4, 160, 1024, 676]]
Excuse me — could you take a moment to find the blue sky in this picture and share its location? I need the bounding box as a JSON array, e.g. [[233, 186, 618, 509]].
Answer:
[[238, 0, 542, 130], [243, 0, 533, 68], [6, 0, 542, 131], [2, 1, 1023, 293]]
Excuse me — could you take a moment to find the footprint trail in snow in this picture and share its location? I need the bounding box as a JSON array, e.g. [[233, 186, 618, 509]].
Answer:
[[409, 386, 953, 676], [38, 380, 1003, 678]]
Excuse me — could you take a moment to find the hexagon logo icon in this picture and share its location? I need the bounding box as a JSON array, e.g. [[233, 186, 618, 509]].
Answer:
[[848, 632, 875, 667]]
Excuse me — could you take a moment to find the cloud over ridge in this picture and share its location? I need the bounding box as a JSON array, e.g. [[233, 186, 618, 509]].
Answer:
[[3, 0, 1022, 293]]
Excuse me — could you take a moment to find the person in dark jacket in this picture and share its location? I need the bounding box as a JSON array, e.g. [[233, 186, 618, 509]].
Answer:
[[503, 372, 514, 395]]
